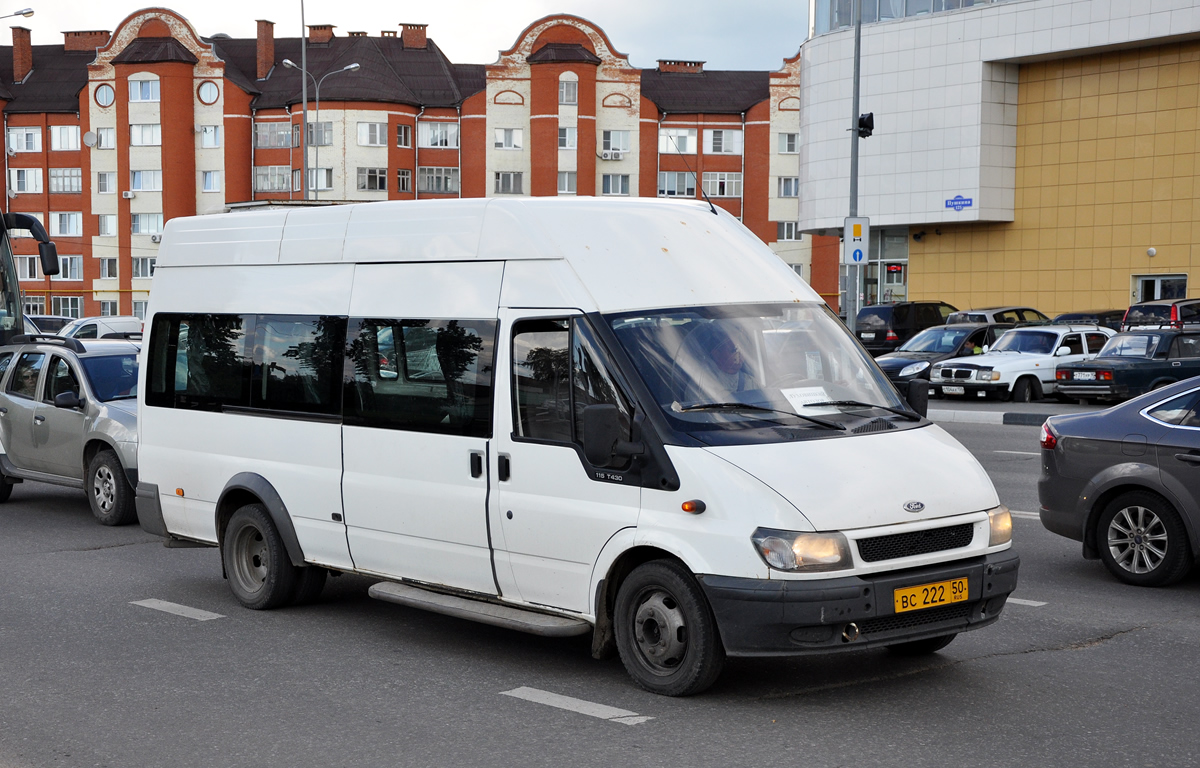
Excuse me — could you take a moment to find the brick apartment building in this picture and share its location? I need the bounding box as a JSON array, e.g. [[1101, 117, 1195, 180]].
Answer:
[[0, 9, 834, 319]]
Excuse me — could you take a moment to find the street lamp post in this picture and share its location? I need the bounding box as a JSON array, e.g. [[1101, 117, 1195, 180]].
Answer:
[[0, 8, 34, 20], [282, 59, 360, 200]]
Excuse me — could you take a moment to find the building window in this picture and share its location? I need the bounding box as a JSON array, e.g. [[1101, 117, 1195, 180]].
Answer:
[[132, 257, 156, 278], [701, 172, 742, 197], [16, 256, 38, 279], [254, 165, 290, 192], [254, 122, 290, 148], [494, 128, 523, 150], [559, 80, 578, 105], [494, 172, 523, 195], [132, 301, 147, 320], [418, 122, 459, 148], [419, 166, 459, 194], [97, 172, 115, 194], [24, 296, 45, 314], [8, 127, 41, 153], [99, 300, 117, 316], [306, 122, 333, 147], [792, 264, 804, 280], [777, 222, 800, 241], [202, 171, 221, 192], [130, 124, 162, 146], [129, 80, 160, 102], [658, 128, 697, 154], [95, 127, 116, 150], [357, 167, 388, 191], [9, 168, 42, 193], [558, 171, 576, 195], [50, 213, 82, 236], [99, 257, 117, 277], [658, 171, 696, 198], [558, 127, 576, 149], [602, 174, 630, 196], [778, 177, 800, 198], [131, 214, 163, 235], [704, 129, 743, 155], [94, 84, 115, 108], [778, 133, 799, 154], [130, 170, 163, 191], [601, 130, 631, 153], [53, 256, 82, 281], [50, 126, 80, 152], [358, 123, 387, 146], [293, 168, 333, 192], [197, 81, 219, 105], [199, 125, 221, 148], [396, 124, 412, 148], [397, 169, 411, 193], [98, 215, 117, 237], [52, 297, 81, 319]]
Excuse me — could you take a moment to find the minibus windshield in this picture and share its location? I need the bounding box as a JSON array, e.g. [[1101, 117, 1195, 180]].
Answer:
[[607, 302, 910, 443]]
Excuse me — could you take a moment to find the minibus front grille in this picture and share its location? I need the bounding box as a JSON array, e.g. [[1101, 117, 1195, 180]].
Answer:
[[858, 602, 972, 635], [856, 523, 974, 562]]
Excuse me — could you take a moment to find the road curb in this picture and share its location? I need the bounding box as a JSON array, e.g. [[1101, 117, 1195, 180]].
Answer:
[[929, 409, 1052, 426]]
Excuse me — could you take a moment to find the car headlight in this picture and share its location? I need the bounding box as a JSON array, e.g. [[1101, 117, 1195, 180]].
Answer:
[[988, 505, 1012, 546], [899, 361, 930, 377], [976, 370, 1001, 381], [750, 528, 851, 572]]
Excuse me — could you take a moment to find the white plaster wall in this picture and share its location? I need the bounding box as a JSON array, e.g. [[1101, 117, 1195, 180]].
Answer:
[[194, 77, 226, 214], [594, 82, 639, 196], [89, 80, 120, 294], [486, 78, 532, 197], [342, 108, 391, 202]]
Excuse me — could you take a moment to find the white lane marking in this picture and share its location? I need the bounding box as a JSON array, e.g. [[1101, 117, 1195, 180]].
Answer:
[[994, 450, 1040, 456], [500, 687, 653, 725], [131, 599, 225, 621], [1008, 598, 1047, 607], [1010, 510, 1040, 520]]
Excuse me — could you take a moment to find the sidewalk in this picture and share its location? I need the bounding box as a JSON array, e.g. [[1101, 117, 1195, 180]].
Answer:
[[927, 399, 1104, 426]]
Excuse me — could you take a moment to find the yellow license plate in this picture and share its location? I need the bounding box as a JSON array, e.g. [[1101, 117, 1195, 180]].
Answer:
[[893, 577, 969, 613]]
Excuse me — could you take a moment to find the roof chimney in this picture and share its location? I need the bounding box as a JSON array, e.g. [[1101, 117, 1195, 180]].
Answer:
[[11, 26, 31, 83], [658, 59, 705, 74], [256, 19, 274, 80], [308, 24, 334, 45], [401, 24, 427, 49], [63, 30, 110, 52]]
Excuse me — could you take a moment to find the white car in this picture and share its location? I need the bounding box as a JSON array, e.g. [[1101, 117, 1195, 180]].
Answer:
[[58, 316, 143, 340], [931, 325, 1116, 402]]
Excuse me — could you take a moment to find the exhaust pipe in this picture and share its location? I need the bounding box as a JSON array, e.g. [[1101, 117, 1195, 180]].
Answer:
[[842, 622, 860, 642]]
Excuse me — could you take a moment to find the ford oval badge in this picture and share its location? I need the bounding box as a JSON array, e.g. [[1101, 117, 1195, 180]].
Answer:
[[903, 500, 925, 513]]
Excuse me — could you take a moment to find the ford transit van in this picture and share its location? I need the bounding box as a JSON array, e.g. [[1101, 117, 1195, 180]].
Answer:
[[135, 198, 1019, 696]]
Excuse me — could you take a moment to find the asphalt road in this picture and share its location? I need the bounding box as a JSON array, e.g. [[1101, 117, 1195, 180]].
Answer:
[[3, 420, 1200, 767]]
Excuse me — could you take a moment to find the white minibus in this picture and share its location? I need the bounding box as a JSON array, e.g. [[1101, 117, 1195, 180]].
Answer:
[[136, 198, 1018, 696]]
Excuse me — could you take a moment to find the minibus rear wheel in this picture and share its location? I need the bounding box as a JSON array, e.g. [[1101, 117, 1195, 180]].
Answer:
[[223, 503, 298, 609], [614, 559, 725, 696]]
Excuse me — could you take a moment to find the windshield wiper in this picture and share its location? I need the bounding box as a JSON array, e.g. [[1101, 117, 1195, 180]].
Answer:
[[803, 400, 922, 422], [677, 402, 845, 430]]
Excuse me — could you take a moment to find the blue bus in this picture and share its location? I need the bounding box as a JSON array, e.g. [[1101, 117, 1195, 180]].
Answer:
[[0, 212, 59, 345]]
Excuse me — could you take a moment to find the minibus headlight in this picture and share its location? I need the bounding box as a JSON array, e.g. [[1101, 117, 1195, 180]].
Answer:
[[750, 528, 851, 572], [899, 361, 930, 377], [988, 505, 1012, 546]]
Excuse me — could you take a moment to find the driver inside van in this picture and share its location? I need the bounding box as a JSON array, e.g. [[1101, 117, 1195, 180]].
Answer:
[[682, 323, 758, 401]]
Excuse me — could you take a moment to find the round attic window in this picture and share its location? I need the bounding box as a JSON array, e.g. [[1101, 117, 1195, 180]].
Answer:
[[95, 84, 115, 108], [198, 81, 219, 105]]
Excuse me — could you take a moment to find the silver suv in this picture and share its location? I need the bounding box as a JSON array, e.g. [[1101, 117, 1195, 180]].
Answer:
[[0, 335, 139, 525]]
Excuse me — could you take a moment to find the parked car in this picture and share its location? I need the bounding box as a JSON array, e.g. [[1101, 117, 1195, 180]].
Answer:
[[854, 301, 957, 356], [1121, 298, 1200, 331], [1053, 309, 1124, 331], [23, 315, 40, 334], [0, 334, 140, 525], [1055, 329, 1200, 402], [875, 322, 1013, 395], [946, 306, 1049, 325], [1039, 378, 1200, 586], [27, 315, 74, 333], [930, 324, 1115, 401], [58, 315, 143, 339]]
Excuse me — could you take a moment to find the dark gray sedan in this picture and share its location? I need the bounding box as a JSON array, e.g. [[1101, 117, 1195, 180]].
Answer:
[[1039, 377, 1200, 586]]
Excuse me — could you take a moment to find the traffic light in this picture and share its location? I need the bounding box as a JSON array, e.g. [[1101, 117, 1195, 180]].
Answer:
[[857, 112, 874, 138]]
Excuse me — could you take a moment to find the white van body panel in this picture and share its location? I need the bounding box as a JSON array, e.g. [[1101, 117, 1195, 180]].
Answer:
[[348, 262, 504, 319], [164, 208, 287, 266], [279, 205, 352, 263], [148, 264, 355, 316]]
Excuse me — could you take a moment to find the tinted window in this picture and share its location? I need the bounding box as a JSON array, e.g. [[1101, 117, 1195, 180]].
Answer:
[[344, 317, 496, 437], [1169, 336, 1200, 359], [43, 356, 80, 403], [252, 315, 345, 416], [855, 306, 892, 330], [6, 352, 44, 399], [573, 320, 632, 457], [1060, 334, 1084, 355], [1147, 391, 1200, 425], [995, 310, 1020, 323], [512, 319, 571, 442], [915, 305, 940, 327], [1085, 333, 1109, 354], [147, 313, 251, 411], [1125, 305, 1171, 326], [80, 355, 139, 401], [992, 330, 1057, 354], [1181, 303, 1200, 323], [72, 324, 98, 339]]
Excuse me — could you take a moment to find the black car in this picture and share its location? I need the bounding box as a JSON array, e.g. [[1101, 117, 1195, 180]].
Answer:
[[876, 322, 1012, 393], [1121, 298, 1200, 331], [854, 301, 957, 356], [1039, 378, 1200, 586], [1053, 309, 1124, 331], [1055, 329, 1200, 401]]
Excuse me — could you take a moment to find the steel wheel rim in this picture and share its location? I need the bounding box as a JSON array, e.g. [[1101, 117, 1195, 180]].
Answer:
[[92, 465, 116, 512], [229, 524, 270, 595], [630, 587, 688, 677], [1107, 505, 1169, 575]]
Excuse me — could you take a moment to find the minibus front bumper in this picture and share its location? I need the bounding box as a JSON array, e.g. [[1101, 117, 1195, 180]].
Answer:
[[696, 550, 1019, 657]]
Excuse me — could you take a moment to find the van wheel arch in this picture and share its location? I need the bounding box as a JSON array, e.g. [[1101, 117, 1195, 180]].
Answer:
[[216, 473, 306, 568], [592, 546, 689, 660]]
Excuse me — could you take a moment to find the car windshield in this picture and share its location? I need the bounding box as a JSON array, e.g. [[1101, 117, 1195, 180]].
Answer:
[[991, 330, 1058, 354], [898, 326, 970, 353], [607, 302, 909, 445], [1098, 334, 1160, 358], [79, 354, 139, 401]]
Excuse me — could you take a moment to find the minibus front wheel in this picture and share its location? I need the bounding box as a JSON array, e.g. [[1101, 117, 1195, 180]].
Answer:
[[614, 559, 725, 696], [223, 503, 299, 609]]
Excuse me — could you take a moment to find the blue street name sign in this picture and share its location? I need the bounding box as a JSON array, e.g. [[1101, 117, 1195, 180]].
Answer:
[[945, 195, 973, 211]]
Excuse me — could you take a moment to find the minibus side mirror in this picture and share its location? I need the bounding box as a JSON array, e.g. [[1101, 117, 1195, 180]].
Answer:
[[582, 404, 644, 467], [39, 241, 60, 276], [905, 380, 929, 418]]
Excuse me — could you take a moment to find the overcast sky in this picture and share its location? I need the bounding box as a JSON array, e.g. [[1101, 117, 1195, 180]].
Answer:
[[11, 1, 810, 72]]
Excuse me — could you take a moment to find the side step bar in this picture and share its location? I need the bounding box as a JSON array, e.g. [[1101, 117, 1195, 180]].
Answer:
[[368, 581, 592, 638]]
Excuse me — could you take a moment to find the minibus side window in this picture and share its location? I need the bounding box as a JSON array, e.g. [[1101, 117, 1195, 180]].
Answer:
[[251, 315, 346, 416], [572, 320, 633, 463], [146, 313, 252, 410], [344, 317, 496, 437]]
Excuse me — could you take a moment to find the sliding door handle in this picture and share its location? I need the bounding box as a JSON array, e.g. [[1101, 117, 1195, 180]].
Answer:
[[470, 451, 484, 478], [498, 454, 511, 482]]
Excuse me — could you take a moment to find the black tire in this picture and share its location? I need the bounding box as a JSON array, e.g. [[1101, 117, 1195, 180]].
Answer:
[[887, 633, 957, 656], [222, 504, 298, 609], [1011, 377, 1041, 403], [614, 560, 725, 696], [0, 476, 12, 503], [289, 566, 328, 606], [1097, 491, 1193, 587], [87, 450, 137, 526]]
